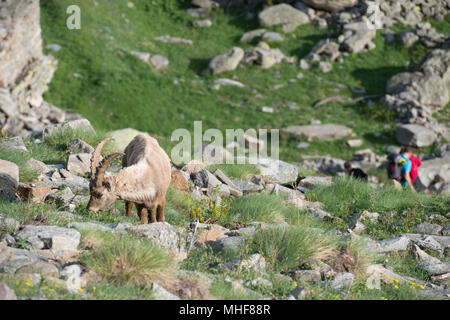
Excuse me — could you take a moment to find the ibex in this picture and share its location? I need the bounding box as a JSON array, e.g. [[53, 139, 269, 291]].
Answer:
[[87, 134, 172, 223]]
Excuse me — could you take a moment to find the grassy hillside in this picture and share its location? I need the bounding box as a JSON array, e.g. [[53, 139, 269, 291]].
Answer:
[[40, 0, 449, 163]]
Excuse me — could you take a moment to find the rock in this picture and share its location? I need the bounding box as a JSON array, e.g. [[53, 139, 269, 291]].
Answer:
[[262, 32, 284, 43], [302, 0, 357, 12], [191, 0, 218, 10], [0, 136, 28, 152], [130, 51, 151, 63], [366, 264, 408, 284], [286, 285, 307, 300], [411, 244, 441, 265], [127, 222, 187, 260], [331, 272, 354, 291], [346, 139, 363, 147], [71, 222, 112, 233], [17, 182, 52, 203], [13, 273, 42, 286], [43, 119, 95, 139], [299, 59, 310, 70], [182, 160, 206, 175], [396, 124, 437, 147], [16, 225, 81, 256], [60, 264, 82, 292], [209, 47, 244, 75], [66, 153, 92, 176], [67, 139, 94, 154], [0, 159, 19, 200], [318, 61, 332, 73], [240, 29, 267, 43], [289, 270, 321, 283], [441, 226, 450, 236], [0, 283, 17, 300], [245, 277, 273, 288], [415, 154, 450, 191], [416, 235, 444, 255], [45, 43, 62, 52], [150, 55, 169, 72], [258, 4, 309, 32], [0, 245, 49, 274], [150, 282, 180, 300], [213, 78, 246, 89], [417, 262, 450, 276], [298, 176, 332, 189], [283, 124, 352, 142], [242, 44, 286, 69], [211, 236, 245, 253], [359, 210, 379, 222], [15, 260, 59, 277], [25, 158, 50, 174], [193, 19, 212, 28], [400, 31, 419, 47], [216, 254, 266, 273], [154, 35, 193, 45], [0, 216, 20, 233], [0, 89, 19, 118], [341, 22, 377, 54], [375, 236, 410, 253], [249, 157, 298, 185], [416, 222, 443, 236], [231, 179, 263, 194]]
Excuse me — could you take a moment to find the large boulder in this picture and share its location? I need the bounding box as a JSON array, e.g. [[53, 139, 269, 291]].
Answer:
[[414, 154, 450, 191], [341, 22, 377, 54], [282, 124, 352, 142], [66, 153, 92, 176], [258, 4, 309, 32], [396, 124, 437, 147], [302, 0, 358, 12], [209, 47, 244, 75], [0, 159, 19, 200]]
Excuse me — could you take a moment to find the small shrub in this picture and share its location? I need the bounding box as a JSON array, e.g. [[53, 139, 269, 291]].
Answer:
[[80, 231, 174, 287]]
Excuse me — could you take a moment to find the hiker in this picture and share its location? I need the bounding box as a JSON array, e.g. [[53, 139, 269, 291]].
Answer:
[[388, 147, 416, 192], [408, 147, 422, 185], [344, 162, 368, 181]]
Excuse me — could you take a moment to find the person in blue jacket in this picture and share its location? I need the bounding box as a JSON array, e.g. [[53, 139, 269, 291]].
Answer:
[[399, 146, 416, 192]]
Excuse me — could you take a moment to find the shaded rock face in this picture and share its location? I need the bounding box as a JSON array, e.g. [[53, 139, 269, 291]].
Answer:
[[258, 4, 309, 32], [414, 154, 450, 192], [0, 0, 43, 88], [302, 0, 358, 12], [396, 124, 438, 147]]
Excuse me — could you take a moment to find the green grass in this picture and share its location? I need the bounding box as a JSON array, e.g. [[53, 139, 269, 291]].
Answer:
[[40, 1, 450, 163], [249, 225, 338, 273], [209, 277, 262, 300], [208, 164, 260, 180], [306, 176, 449, 239], [79, 230, 175, 287]]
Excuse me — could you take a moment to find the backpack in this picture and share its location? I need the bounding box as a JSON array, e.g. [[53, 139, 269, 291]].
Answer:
[[387, 153, 406, 181]]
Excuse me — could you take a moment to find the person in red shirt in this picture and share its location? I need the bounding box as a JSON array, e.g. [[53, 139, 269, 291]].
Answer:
[[408, 148, 422, 185]]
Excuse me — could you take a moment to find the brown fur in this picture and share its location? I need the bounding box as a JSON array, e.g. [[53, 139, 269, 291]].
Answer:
[[87, 134, 172, 223]]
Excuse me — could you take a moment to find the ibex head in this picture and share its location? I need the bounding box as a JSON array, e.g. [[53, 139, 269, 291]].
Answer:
[[86, 138, 124, 212]]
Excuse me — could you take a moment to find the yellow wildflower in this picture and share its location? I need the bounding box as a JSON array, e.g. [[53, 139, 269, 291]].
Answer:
[[381, 297, 388, 300], [93, 286, 96, 291], [292, 281, 297, 287], [48, 288, 55, 292], [418, 285, 425, 290], [25, 282, 31, 286], [79, 288, 84, 292], [408, 281, 416, 285], [394, 285, 399, 289]]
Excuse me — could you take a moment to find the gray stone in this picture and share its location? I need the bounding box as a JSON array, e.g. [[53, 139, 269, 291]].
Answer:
[[231, 179, 263, 194], [400, 31, 419, 47], [25, 158, 50, 174], [16, 225, 81, 252], [0, 89, 18, 118], [150, 282, 180, 300], [0, 283, 17, 300], [71, 222, 112, 233], [154, 36, 193, 45], [67, 139, 94, 154], [375, 236, 410, 253], [193, 19, 212, 28], [0, 244, 49, 274], [60, 264, 82, 292], [415, 154, 450, 191], [342, 22, 376, 54], [211, 236, 245, 253], [417, 262, 450, 276], [150, 55, 169, 72], [130, 51, 150, 63], [262, 32, 284, 43], [0, 137, 28, 152], [299, 59, 310, 70], [15, 260, 59, 277], [258, 4, 309, 32], [298, 176, 332, 189], [286, 285, 307, 300], [331, 272, 354, 290], [416, 222, 443, 236], [0, 216, 20, 233], [43, 119, 95, 139], [216, 254, 266, 273], [318, 61, 332, 73], [283, 124, 352, 142], [396, 124, 437, 147], [0, 159, 19, 200], [240, 29, 266, 43], [127, 222, 187, 259], [302, 0, 357, 12], [250, 157, 298, 185], [66, 153, 92, 176], [209, 47, 244, 75], [289, 269, 321, 282], [411, 244, 441, 265]]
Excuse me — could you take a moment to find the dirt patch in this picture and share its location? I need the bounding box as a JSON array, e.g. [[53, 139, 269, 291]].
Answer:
[[23, 216, 49, 226]]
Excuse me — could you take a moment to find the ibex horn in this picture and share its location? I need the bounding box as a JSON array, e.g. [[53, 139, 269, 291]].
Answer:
[[90, 138, 113, 179], [94, 152, 124, 187]]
